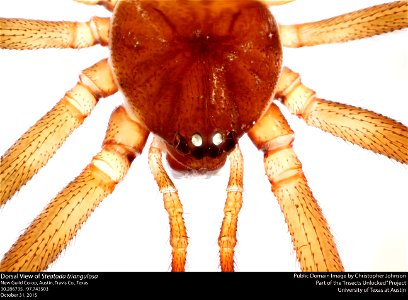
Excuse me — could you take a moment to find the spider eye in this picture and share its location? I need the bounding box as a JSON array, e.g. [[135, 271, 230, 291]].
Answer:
[[174, 133, 189, 154], [191, 147, 205, 160], [224, 131, 237, 152], [172, 130, 236, 159], [191, 133, 203, 147], [212, 132, 223, 146]]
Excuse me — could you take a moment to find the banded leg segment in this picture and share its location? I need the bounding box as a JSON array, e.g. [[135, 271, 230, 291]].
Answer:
[[280, 1, 408, 47], [75, 0, 118, 11], [276, 67, 408, 164], [0, 106, 150, 272], [248, 103, 344, 271], [148, 140, 188, 272], [218, 146, 244, 272], [0, 59, 118, 206], [0, 17, 110, 49], [263, 0, 295, 5]]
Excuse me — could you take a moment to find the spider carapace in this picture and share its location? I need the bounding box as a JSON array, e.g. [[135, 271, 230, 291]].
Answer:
[[0, 0, 407, 272], [111, 0, 282, 171]]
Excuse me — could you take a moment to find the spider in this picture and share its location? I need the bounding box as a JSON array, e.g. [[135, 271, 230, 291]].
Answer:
[[0, 0, 407, 272]]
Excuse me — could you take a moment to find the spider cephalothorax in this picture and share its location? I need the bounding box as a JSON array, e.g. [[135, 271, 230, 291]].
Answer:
[[0, 0, 407, 272], [111, 0, 282, 169]]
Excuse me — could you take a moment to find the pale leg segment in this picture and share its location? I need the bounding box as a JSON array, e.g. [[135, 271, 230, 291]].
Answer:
[[148, 139, 188, 272], [248, 103, 344, 271], [0, 106, 150, 271], [263, 0, 295, 5], [276, 67, 408, 164], [75, 0, 118, 11], [218, 146, 244, 272], [0, 17, 110, 49], [1, 59, 118, 206], [280, 1, 408, 47]]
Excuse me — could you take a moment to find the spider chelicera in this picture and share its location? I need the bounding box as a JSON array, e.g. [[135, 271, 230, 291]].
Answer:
[[0, 0, 407, 272]]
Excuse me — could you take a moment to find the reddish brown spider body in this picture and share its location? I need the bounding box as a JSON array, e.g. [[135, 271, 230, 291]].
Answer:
[[111, 0, 282, 170], [0, 0, 407, 272]]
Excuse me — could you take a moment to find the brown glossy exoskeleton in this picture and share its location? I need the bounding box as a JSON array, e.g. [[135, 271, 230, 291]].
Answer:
[[111, 0, 282, 170]]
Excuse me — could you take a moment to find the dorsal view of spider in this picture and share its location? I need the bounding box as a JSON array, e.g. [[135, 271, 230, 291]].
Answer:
[[0, 0, 407, 272]]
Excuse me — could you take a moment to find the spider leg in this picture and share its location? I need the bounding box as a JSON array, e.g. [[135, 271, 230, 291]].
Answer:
[[248, 103, 344, 271], [280, 1, 408, 47], [276, 66, 408, 164], [0, 59, 117, 206], [218, 145, 244, 272], [263, 0, 295, 5], [0, 17, 110, 49], [75, 0, 118, 11], [148, 139, 188, 272], [0, 106, 149, 272]]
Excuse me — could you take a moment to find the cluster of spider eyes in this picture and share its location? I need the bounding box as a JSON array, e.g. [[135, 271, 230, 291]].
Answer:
[[175, 130, 237, 159], [191, 132, 223, 147]]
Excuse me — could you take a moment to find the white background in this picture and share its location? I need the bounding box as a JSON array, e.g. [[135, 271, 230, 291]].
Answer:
[[0, 0, 407, 272]]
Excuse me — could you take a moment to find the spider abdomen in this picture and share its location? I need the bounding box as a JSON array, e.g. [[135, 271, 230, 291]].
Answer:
[[110, 0, 282, 170]]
